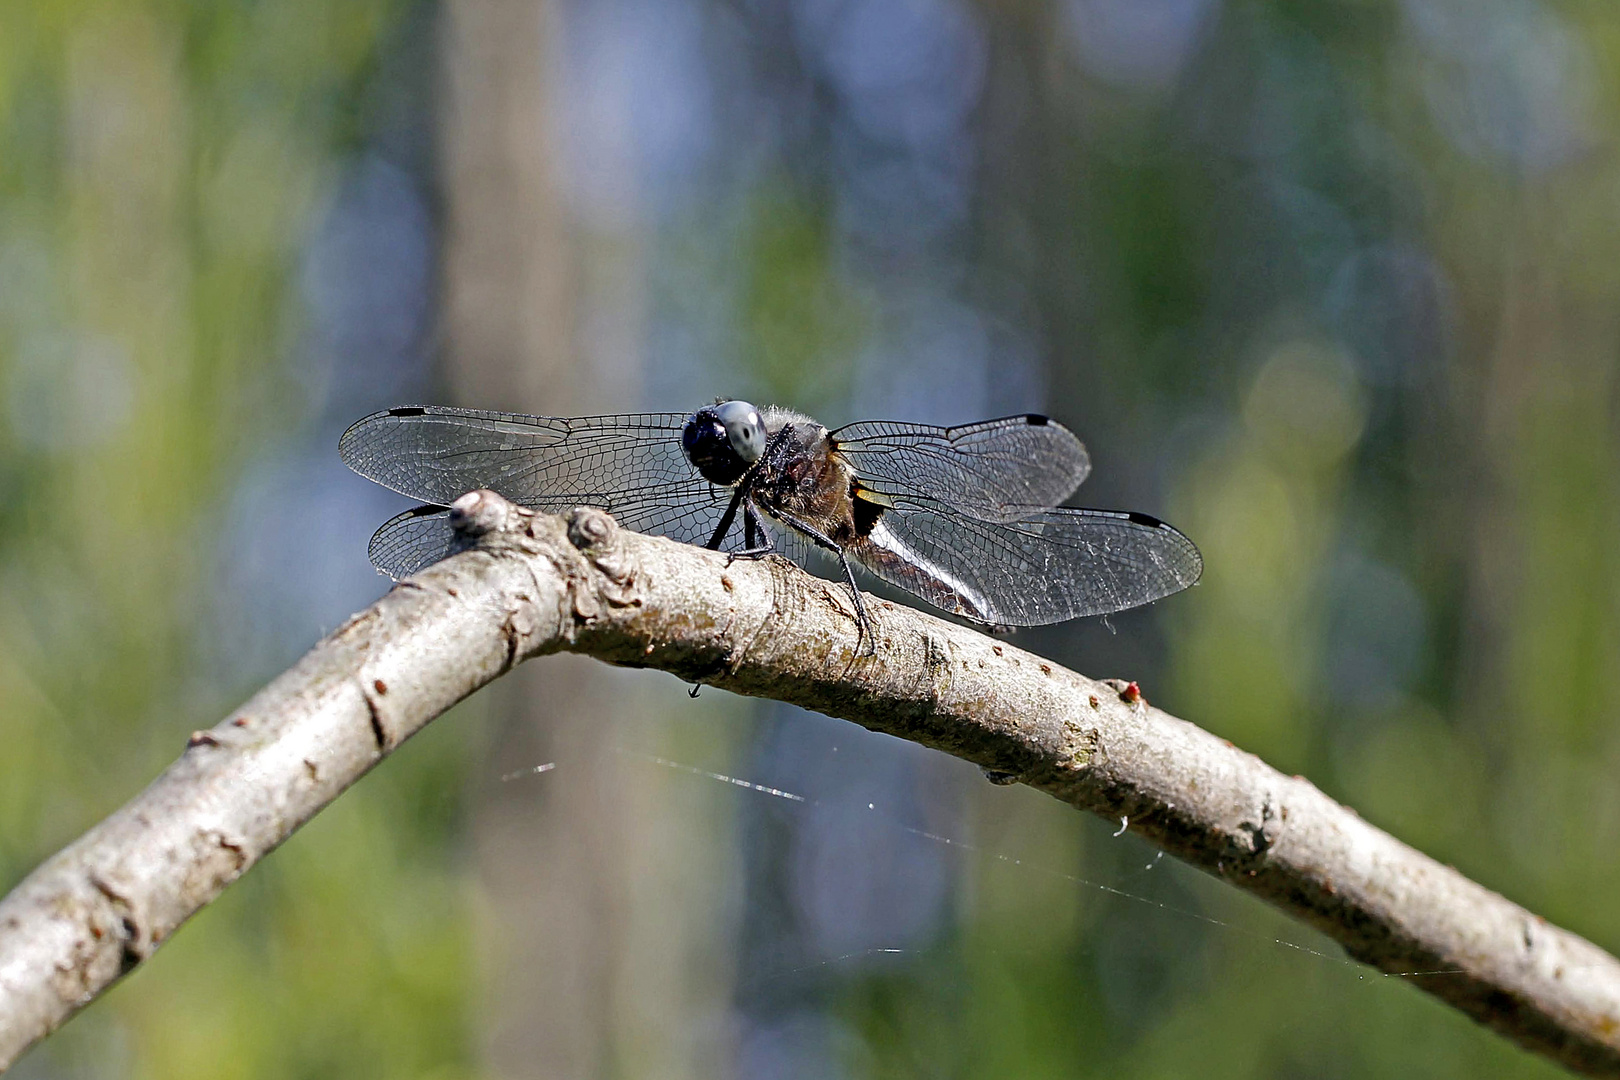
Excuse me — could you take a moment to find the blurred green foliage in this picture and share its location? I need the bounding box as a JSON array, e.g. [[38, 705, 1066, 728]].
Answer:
[[0, 2, 479, 1077]]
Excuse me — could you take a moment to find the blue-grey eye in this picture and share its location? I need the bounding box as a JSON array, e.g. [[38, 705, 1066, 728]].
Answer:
[[714, 399, 765, 463]]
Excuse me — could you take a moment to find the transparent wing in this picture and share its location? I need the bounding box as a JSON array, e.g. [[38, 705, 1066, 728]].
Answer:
[[366, 505, 461, 579], [340, 406, 731, 553], [831, 415, 1091, 522], [844, 496, 1201, 626]]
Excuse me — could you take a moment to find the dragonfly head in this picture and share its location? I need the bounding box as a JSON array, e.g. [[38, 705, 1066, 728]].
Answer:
[[683, 400, 765, 486]]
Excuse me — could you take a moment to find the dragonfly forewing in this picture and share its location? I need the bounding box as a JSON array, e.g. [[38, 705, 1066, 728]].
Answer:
[[340, 406, 733, 554]]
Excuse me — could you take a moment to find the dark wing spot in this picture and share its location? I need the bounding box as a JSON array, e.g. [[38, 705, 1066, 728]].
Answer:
[[390, 406, 427, 417], [851, 485, 886, 537], [1025, 414, 1050, 426], [1126, 511, 1165, 528]]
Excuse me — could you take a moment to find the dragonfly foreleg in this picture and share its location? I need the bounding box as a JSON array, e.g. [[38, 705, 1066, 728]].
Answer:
[[745, 504, 762, 550], [706, 487, 746, 550]]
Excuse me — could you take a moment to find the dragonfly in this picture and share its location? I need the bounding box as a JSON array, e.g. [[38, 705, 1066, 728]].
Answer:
[[338, 400, 1202, 644]]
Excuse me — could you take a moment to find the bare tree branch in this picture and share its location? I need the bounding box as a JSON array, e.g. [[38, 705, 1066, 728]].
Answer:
[[1, 490, 1617, 1075]]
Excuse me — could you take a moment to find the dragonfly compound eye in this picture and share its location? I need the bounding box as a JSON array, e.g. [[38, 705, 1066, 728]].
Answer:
[[713, 399, 765, 463], [682, 404, 753, 486]]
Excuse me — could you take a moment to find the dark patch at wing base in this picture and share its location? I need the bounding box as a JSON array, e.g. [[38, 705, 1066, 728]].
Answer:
[[850, 486, 885, 538], [832, 415, 1091, 522]]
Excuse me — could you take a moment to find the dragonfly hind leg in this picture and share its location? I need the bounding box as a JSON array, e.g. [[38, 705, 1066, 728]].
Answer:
[[770, 510, 876, 656]]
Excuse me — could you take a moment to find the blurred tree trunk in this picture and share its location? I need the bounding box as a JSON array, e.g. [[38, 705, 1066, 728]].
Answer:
[[439, 3, 646, 1075]]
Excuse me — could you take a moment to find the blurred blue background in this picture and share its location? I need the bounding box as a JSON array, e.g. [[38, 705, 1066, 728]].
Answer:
[[2, 0, 1617, 1076]]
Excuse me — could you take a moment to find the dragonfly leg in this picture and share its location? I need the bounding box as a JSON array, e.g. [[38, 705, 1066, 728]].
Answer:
[[771, 510, 875, 655], [706, 487, 746, 550], [725, 504, 776, 565]]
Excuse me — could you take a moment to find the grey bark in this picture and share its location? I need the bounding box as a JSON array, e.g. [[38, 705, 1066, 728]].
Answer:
[[1, 490, 1617, 1076]]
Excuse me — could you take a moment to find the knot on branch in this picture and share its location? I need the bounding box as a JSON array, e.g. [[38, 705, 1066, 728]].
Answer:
[[449, 488, 529, 540], [564, 507, 640, 617], [565, 506, 614, 550]]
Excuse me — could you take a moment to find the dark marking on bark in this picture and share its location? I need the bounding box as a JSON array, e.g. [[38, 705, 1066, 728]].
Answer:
[[186, 731, 220, 749], [212, 833, 247, 869], [1240, 795, 1277, 857], [88, 875, 143, 974], [372, 678, 388, 696], [363, 688, 388, 751], [1067, 726, 1103, 770], [500, 613, 523, 671]]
